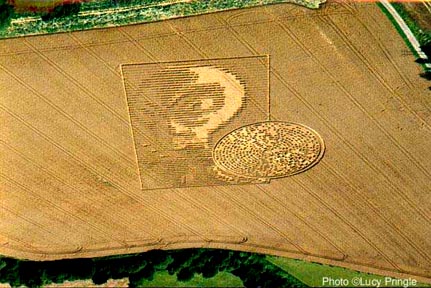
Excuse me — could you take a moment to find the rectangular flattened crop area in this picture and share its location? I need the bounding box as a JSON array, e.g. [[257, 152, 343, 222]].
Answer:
[[121, 56, 269, 190], [1, 0, 431, 284]]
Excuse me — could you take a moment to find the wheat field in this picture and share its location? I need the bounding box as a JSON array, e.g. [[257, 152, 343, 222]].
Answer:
[[1, 0, 430, 283]]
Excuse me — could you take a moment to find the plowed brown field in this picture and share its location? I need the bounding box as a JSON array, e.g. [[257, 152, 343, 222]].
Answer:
[[1, 0, 431, 283]]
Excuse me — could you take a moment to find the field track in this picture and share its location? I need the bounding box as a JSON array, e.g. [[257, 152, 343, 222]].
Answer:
[[1, 0, 431, 283]]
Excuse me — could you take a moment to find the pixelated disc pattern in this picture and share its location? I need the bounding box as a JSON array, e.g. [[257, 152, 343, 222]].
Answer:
[[212, 122, 324, 179]]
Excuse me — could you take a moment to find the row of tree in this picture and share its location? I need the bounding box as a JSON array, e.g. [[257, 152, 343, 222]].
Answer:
[[0, 249, 307, 287]]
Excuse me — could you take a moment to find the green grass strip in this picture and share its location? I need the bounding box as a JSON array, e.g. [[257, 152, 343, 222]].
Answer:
[[377, 2, 430, 71], [267, 256, 431, 288], [137, 271, 243, 287], [376, 2, 418, 58], [0, 0, 323, 39]]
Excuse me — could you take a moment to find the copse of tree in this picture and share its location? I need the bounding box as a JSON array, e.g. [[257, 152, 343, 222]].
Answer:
[[230, 254, 307, 288], [417, 32, 431, 89], [419, 70, 431, 86], [420, 33, 431, 59], [0, 0, 14, 30], [0, 249, 308, 287], [43, 258, 94, 284], [41, 2, 82, 21], [421, 44, 431, 61]]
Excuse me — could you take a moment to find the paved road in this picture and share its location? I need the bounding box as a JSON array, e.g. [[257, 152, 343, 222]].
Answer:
[[380, 0, 431, 69]]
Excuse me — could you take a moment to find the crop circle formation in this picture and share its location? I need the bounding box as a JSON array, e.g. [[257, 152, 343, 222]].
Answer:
[[212, 121, 325, 179]]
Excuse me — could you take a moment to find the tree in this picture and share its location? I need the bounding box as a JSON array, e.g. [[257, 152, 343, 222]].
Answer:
[[41, 2, 81, 21], [17, 262, 43, 287], [0, 249, 308, 287], [0, 0, 14, 30], [176, 267, 194, 282]]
